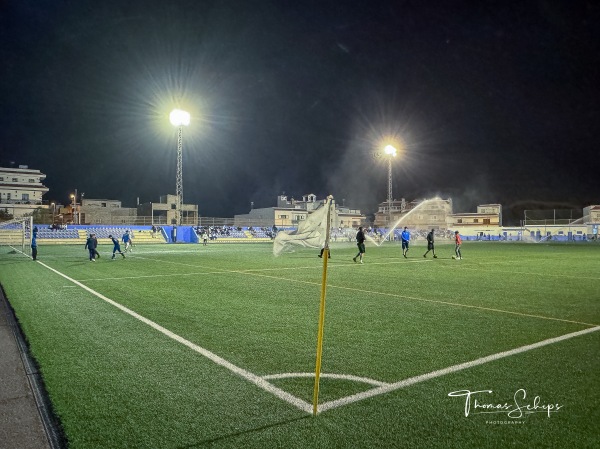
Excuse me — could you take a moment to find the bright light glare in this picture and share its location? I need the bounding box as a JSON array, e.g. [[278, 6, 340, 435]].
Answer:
[[384, 145, 397, 156], [170, 109, 191, 126]]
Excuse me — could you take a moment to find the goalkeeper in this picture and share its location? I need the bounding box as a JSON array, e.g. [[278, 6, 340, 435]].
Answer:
[[31, 226, 38, 260]]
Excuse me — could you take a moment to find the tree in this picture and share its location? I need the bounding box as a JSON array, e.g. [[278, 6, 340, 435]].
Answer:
[[0, 209, 13, 221]]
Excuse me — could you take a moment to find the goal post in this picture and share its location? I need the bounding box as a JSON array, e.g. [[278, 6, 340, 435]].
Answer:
[[0, 216, 33, 257]]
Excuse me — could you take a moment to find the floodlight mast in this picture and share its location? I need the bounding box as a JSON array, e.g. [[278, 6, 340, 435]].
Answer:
[[170, 109, 190, 227], [384, 145, 397, 228]]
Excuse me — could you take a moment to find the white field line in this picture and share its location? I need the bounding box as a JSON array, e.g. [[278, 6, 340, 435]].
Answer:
[[262, 372, 390, 387], [92, 249, 598, 285], [34, 260, 600, 416], [317, 325, 600, 413], [6, 245, 30, 258], [36, 261, 313, 414]]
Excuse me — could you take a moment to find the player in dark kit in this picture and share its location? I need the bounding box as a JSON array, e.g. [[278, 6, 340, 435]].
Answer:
[[31, 226, 38, 260], [85, 233, 98, 262], [353, 226, 366, 264], [109, 235, 126, 259], [423, 229, 438, 258]]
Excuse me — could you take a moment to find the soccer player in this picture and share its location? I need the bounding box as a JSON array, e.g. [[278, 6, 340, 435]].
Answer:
[[401, 226, 410, 258], [318, 240, 331, 259], [92, 234, 101, 259], [31, 226, 38, 260], [423, 228, 437, 258], [353, 226, 365, 264], [454, 230, 463, 260], [202, 231, 208, 246], [122, 230, 132, 252], [85, 233, 97, 262], [109, 235, 126, 259]]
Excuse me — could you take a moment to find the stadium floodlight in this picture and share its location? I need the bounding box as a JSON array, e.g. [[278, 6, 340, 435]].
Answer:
[[384, 144, 397, 157], [169, 109, 191, 127], [170, 109, 190, 227], [384, 145, 397, 228]]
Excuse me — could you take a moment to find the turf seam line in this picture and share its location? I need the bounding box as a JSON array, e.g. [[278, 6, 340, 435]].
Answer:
[[35, 261, 313, 414], [455, 265, 600, 281], [225, 271, 599, 327], [77, 259, 429, 282], [318, 325, 600, 413], [125, 255, 598, 327]]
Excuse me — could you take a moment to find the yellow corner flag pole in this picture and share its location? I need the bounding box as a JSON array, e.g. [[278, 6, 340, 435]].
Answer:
[[313, 196, 333, 415]]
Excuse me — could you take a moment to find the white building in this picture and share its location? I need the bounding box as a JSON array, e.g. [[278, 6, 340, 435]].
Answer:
[[0, 165, 49, 218], [374, 197, 453, 229], [234, 194, 365, 228]]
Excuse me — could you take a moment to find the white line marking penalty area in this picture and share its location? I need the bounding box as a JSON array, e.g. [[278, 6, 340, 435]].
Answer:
[[36, 261, 313, 414]]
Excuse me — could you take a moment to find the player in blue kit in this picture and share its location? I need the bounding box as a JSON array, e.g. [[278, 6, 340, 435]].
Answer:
[[122, 230, 133, 252], [401, 227, 410, 258], [109, 235, 126, 259]]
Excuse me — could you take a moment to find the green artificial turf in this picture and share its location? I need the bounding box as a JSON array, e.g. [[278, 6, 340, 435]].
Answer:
[[0, 241, 598, 448]]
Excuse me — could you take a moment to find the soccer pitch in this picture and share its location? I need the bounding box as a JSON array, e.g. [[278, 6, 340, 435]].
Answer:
[[1, 241, 599, 448]]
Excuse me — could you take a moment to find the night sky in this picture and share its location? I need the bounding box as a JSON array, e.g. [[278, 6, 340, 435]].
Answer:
[[1, 1, 598, 224]]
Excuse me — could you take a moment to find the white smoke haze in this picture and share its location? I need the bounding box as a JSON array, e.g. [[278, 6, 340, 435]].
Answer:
[[325, 139, 385, 214]]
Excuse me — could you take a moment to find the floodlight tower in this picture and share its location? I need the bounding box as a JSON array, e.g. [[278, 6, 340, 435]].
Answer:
[[169, 109, 190, 226], [384, 145, 397, 226]]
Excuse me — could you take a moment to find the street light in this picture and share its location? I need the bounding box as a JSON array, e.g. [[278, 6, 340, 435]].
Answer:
[[170, 109, 191, 226], [384, 145, 397, 227], [70, 193, 76, 224], [51, 202, 55, 224]]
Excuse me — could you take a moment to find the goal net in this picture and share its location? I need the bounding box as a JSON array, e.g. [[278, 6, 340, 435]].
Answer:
[[0, 216, 33, 257]]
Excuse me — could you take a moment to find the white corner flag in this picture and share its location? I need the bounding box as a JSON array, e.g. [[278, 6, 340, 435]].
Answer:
[[273, 200, 332, 256]]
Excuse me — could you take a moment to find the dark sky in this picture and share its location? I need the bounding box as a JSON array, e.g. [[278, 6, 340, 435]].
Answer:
[[1, 0, 598, 223]]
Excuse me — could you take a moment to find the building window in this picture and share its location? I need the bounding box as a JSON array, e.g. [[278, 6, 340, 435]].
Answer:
[[29, 179, 35, 183], [483, 218, 490, 225], [12, 178, 18, 182], [279, 215, 288, 219], [22, 193, 29, 201], [474, 219, 479, 223], [457, 219, 463, 224], [0, 177, 3, 181]]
